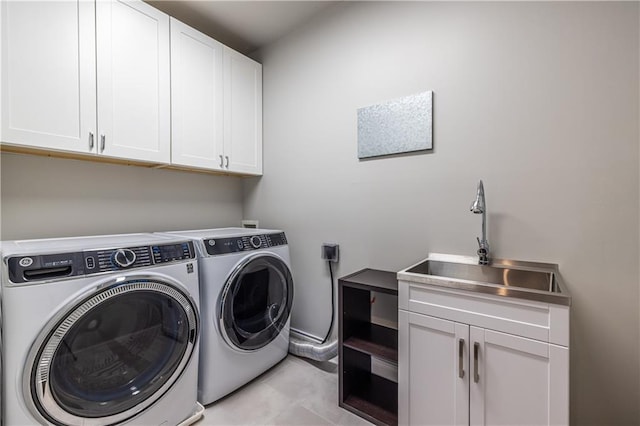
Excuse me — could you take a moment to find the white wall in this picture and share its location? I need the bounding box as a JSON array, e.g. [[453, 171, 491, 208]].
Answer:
[[1, 153, 244, 239], [245, 1, 640, 423]]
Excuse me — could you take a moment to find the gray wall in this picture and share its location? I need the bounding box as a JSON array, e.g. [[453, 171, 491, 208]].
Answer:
[[244, 2, 640, 424], [1, 153, 244, 239]]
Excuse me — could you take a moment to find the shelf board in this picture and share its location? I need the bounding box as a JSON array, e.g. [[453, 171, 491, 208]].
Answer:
[[339, 268, 398, 295], [344, 323, 398, 363], [341, 374, 398, 426], [343, 395, 398, 426]]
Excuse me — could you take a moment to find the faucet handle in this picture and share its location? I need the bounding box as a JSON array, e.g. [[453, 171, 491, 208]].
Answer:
[[476, 237, 487, 249]]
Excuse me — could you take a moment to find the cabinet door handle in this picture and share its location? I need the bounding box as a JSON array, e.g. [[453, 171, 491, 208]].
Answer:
[[473, 342, 480, 383], [89, 132, 95, 150], [219, 155, 224, 168], [458, 338, 465, 379], [100, 134, 106, 152], [225, 155, 229, 168]]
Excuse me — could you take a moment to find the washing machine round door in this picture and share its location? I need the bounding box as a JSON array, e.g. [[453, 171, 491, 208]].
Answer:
[[219, 253, 293, 351], [26, 277, 199, 426]]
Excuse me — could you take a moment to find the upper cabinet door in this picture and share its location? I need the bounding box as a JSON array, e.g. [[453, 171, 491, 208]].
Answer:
[[223, 47, 263, 175], [1, 0, 97, 153], [96, 0, 170, 163], [170, 18, 224, 171]]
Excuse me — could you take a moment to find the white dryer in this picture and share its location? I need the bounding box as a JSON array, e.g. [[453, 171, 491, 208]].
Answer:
[[1, 233, 201, 425], [160, 228, 293, 405]]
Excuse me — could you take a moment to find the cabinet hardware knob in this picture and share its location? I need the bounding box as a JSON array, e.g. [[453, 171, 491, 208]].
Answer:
[[225, 155, 229, 168], [473, 342, 480, 383], [100, 134, 106, 152], [89, 132, 95, 150], [458, 338, 465, 379], [219, 154, 224, 168]]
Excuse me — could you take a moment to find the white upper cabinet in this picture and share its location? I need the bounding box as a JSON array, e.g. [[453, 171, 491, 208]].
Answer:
[[1, 0, 170, 163], [170, 18, 224, 170], [1, 0, 97, 153], [223, 47, 263, 175], [96, 0, 170, 163], [2, 1, 262, 174]]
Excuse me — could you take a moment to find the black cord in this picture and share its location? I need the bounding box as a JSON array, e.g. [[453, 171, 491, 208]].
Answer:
[[322, 260, 335, 344]]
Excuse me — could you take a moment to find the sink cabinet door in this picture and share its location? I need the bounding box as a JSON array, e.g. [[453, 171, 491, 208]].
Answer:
[[399, 311, 469, 426], [469, 327, 569, 426]]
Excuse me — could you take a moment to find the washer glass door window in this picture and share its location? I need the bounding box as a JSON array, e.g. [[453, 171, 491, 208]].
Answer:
[[29, 279, 198, 426], [220, 254, 293, 351]]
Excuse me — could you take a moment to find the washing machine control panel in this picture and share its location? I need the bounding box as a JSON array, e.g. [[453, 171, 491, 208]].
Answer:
[[204, 232, 287, 255], [7, 241, 195, 284], [85, 246, 154, 273]]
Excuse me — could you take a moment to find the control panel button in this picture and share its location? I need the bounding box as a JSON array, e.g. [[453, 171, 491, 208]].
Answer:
[[112, 249, 136, 268], [85, 256, 95, 269], [250, 236, 262, 249], [237, 240, 243, 250]]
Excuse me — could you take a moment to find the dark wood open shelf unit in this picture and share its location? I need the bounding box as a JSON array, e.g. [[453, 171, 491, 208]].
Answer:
[[339, 268, 398, 426]]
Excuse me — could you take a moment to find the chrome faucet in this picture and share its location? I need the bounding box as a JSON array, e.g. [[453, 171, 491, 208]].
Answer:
[[470, 180, 490, 265]]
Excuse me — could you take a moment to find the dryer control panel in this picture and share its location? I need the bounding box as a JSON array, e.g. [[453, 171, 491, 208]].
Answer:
[[7, 241, 195, 284], [204, 232, 287, 256]]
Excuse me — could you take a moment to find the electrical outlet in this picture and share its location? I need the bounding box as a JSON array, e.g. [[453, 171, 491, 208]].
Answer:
[[321, 243, 339, 262]]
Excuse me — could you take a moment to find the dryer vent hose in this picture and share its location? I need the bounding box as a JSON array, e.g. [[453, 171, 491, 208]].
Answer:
[[288, 336, 338, 362], [289, 261, 338, 362]]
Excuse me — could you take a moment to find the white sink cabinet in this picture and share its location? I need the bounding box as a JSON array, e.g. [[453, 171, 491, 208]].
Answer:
[[398, 276, 569, 426]]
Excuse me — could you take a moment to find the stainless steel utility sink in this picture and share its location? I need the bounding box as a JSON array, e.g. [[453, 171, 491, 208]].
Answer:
[[398, 254, 570, 305]]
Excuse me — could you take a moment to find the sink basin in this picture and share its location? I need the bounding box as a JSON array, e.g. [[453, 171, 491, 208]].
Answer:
[[399, 254, 570, 305], [407, 260, 557, 292]]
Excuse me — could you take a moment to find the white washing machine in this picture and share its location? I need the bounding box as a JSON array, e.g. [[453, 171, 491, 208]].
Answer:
[[160, 228, 293, 405], [0, 233, 202, 425]]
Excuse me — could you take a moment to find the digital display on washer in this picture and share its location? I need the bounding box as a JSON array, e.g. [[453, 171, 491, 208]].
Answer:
[[152, 242, 194, 263], [151, 242, 195, 263]]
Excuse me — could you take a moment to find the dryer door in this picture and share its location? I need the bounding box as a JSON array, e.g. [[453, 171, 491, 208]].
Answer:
[[26, 276, 199, 426], [219, 253, 293, 351]]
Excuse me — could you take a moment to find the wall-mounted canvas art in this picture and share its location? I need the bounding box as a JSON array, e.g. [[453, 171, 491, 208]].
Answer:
[[357, 91, 433, 159]]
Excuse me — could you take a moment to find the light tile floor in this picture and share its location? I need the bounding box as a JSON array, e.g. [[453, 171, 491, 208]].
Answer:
[[196, 355, 372, 426]]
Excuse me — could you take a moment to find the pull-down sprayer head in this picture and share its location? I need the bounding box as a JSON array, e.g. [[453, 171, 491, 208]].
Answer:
[[470, 180, 485, 214]]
